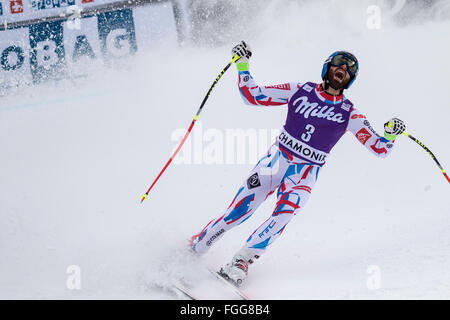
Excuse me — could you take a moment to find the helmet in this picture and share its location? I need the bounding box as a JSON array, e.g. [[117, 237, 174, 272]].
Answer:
[[321, 51, 359, 89]]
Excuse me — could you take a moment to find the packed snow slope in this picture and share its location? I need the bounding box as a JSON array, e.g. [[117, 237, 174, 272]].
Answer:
[[1, 1, 450, 299]]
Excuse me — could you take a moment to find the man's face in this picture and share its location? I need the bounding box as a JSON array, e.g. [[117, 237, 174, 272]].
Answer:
[[327, 65, 351, 90]]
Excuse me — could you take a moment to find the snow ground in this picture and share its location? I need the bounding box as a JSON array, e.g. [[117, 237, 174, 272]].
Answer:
[[1, 1, 450, 299]]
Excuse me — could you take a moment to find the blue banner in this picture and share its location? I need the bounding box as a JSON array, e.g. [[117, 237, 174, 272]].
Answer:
[[0, 8, 137, 84], [0, 2, 179, 89]]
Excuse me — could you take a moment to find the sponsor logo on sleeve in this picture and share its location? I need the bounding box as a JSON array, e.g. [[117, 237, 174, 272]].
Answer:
[[363, 120, 380, 137], [351, 113, 366, 119], [265, 83, 291, 90], [355, 128, 372, 145]]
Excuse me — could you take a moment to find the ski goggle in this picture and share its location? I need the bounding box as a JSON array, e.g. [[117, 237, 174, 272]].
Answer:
[[329, 54, 358, 77]]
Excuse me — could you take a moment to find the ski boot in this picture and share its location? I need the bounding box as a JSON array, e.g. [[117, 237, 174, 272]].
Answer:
[[218, 247, 259, 287]]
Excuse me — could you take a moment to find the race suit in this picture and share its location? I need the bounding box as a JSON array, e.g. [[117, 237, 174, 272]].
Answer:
[[190, 69, 395, 258]]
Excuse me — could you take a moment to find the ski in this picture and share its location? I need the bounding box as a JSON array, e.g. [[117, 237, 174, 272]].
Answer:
[[208, 268, 250, 300], [173, 283, 197, 300]]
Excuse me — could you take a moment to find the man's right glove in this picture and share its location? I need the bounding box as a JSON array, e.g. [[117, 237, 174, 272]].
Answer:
[[232, 41, 252, 71], [384, 117, 406, 140]]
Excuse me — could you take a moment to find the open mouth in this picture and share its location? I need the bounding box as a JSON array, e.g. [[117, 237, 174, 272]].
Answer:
[[333, 69, 346, 82]]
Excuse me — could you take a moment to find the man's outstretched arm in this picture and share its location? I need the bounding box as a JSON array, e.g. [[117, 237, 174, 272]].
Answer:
[[233, 41, 299, 107], [347, 108, 405, 158]]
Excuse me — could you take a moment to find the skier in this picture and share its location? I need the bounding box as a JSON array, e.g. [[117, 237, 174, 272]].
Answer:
[[189, 41, 406, 286]]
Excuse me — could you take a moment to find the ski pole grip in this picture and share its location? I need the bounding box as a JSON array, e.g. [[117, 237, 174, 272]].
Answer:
[[231, 55, 241, 64]]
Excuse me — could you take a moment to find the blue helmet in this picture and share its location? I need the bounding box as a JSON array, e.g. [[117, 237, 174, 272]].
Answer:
[[321, 51, 359, 89]]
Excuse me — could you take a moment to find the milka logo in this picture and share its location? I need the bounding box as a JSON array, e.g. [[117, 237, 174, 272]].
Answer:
[[293, 96, 346, 123]]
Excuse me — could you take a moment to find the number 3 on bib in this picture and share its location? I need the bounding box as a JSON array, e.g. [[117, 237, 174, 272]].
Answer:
[[301, 124, 315, 142]]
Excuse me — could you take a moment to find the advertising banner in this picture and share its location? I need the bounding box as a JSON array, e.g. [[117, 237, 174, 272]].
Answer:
[[0, 0, 178, 88]]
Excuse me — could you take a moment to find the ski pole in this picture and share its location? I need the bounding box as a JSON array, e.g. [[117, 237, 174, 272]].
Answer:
[[140, 55, 242, 203], [402, 131, 450, 184]]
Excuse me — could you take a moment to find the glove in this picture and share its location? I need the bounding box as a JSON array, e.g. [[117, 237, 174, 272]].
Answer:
[[384, 117, 406, 140], [232, 41, 252, 71]]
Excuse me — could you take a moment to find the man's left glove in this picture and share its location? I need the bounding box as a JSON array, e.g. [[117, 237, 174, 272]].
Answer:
[[384, 117, 406, 140], [232, 41, 252, 71]]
